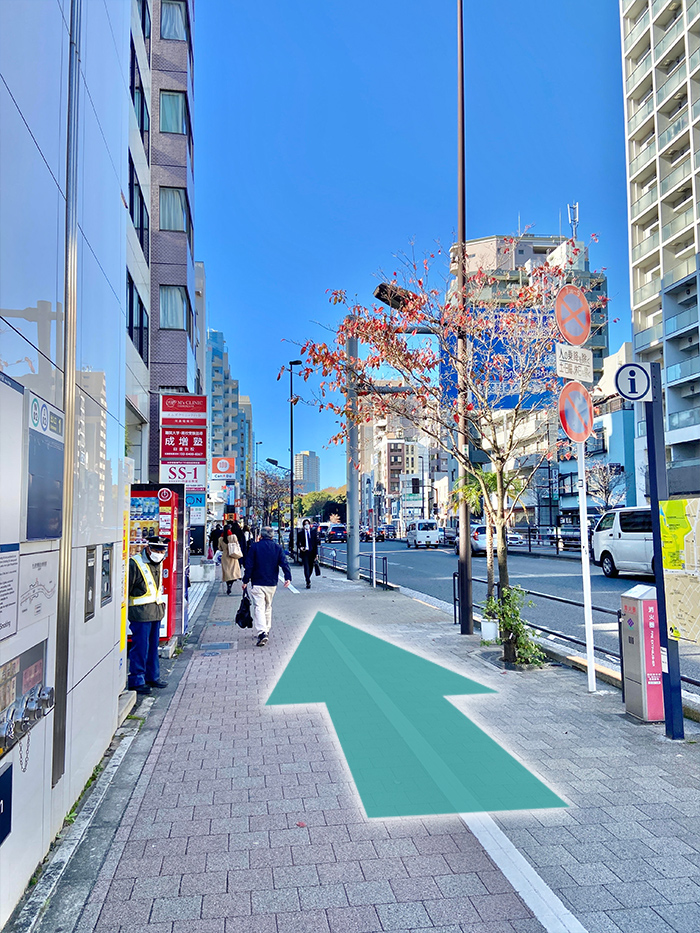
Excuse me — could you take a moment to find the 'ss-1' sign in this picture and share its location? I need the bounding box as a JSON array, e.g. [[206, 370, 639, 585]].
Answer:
[[158, 463, 206, 485]]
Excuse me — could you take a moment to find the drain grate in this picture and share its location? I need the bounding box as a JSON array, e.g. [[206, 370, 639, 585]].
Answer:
[[198, 642, 235, 650]]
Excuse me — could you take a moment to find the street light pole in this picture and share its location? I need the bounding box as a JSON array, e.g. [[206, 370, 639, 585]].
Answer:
[[255, 440, 262, 529], [456, 0, 473, 634], [289, 359, 302, 556]]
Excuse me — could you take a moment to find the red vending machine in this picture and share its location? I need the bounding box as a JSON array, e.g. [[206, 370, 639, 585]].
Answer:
[[129, 487, 180, 641]]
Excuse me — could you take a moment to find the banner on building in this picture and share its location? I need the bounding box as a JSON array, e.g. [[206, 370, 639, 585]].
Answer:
[[211, 457, 236, 481]]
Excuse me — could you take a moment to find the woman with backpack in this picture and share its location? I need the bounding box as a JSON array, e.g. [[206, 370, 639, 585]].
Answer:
[[218, 521, 247, 594]]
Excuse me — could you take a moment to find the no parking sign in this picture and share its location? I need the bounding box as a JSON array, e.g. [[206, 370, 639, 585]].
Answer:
[[558, 380, 594, 443]]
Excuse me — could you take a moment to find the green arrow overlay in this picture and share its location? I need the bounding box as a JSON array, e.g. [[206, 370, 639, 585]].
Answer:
[[267, 613, 565, 817]]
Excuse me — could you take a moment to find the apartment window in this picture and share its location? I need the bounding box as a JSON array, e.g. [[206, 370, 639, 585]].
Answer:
[[130, 41, 150, 156], [160, 285, 190, 330], [127, 273, 149, 364], [161, 0, 189, 40], [160, 187, 193, 253], [160, 91, 190, 135], [160, 90, 193, 163], [128, 157, 149, 259]]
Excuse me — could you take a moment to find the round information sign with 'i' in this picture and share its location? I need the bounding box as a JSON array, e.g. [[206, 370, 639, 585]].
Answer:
[[555, 284, 591, 347], [558, 380, 594, 443]]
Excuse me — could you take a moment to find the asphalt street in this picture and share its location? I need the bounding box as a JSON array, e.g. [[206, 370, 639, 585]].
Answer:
[[320, 540, 700, 692]]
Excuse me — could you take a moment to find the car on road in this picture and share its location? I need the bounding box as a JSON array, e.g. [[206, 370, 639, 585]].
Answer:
[[443, 524, 459, 546], [327, 524, 347, 543], [506, 530, 526, 547], [379, 524, 396, 539], [406, 520, 441, 548], [592, 507, 653, 577]]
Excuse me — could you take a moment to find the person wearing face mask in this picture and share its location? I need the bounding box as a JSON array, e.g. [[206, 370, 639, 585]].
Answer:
[[127, 535, 169, 695]]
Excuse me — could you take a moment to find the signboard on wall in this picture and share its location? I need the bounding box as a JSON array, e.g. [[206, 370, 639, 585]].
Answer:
[[159, 394, 207, 425], [160, 427, 207, 462], [211, 457, 236, 481], [26, 391, 64, 540], [159, 462, 206, 485]]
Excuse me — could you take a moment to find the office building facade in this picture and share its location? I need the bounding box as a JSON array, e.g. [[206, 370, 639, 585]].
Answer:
[[620, 0, 700, 496], [0, 0, 140, 920]]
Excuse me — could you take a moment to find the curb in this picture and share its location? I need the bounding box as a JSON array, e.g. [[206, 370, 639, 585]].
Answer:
[[537, 640, 700, 724]]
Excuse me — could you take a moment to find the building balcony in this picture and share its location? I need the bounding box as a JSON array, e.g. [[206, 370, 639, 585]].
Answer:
[[662, 254, 697, 287], [629, 141, 657, 176], [628, 95, 656, 136], [625, 10, 650, 53], [666, 353, 700, 382], [659, 156, 691, 195], [661, 205, 694, 242], [658, 107, 689, 153], [666, 304, 699, 335], [690, 45, 700, 77], [689, 0, 700, 26], [632, 231, 660, 262], [652, 0, 673, 17], [657, 62, 687, 107], [655, 16, 685, 62], [634, 320, 664, 349], [631, 184, 658, 218], [626, 50, 652, 93], [668, 408, 700, 430], [633, 278, 662, 305]]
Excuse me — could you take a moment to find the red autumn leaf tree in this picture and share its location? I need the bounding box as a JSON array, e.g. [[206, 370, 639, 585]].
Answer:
[[297, 236, 608, 590]]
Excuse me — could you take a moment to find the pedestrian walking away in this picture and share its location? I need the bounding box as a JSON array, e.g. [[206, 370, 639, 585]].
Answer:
[[242, 526, 291, 646], [127, 535, 169, 695], [296, 517, 319, 588], [218, 521, 245, 595], [208, 522, 223, 553]]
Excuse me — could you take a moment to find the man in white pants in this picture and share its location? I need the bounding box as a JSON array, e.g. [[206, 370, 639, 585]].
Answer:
[[242, 527, 292, 646]]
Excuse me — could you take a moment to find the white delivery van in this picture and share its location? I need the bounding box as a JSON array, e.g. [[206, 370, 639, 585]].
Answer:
[[406, 520, 441, 549], [592, 507, 654, 577]]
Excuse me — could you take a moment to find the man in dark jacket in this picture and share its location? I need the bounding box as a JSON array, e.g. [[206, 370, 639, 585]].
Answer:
[[128, 535, 169, 694], [296, 518, 319, 589], [242, 527, 292, 647]]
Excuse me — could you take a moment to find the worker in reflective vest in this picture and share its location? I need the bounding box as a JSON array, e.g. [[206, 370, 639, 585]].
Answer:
[[128, 535, 169, 695]]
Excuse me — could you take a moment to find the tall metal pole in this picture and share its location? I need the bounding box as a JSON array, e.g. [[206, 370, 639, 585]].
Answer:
[[53, 0, 82, 787], [346, 321, 360, 580], [457, 0, 473, 634], [577, 441, 596, 693], [646, 362, 684, 739], [289, 365, 294, 555]]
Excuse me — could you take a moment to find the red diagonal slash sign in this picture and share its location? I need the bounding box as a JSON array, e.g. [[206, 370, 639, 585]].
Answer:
[[555, 285, 591, 347], [558, 381, 593, 442]]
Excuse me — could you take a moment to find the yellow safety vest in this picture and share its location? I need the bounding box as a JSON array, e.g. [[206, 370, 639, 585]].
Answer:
[[129, 551, 166, 607]]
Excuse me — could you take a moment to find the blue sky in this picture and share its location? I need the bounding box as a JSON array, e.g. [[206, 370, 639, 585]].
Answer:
[[195, 1, 628, 489]]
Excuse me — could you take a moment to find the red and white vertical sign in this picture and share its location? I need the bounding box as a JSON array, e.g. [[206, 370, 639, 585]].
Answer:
[[159, 394, 208, 467], [160, 426, 206, 461]]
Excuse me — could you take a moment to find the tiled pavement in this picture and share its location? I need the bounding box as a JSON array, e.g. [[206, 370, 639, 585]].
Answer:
[[71, 571, 700, 933]]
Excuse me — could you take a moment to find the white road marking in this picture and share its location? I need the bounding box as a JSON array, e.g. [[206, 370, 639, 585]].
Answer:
[[462, 813, 589, 933]]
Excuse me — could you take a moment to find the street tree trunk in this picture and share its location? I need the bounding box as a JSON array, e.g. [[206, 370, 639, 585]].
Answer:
[[495, 466, 509, 591]]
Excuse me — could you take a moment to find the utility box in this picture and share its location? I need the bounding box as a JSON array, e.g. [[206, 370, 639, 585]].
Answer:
[[620, 585, 664, 722]]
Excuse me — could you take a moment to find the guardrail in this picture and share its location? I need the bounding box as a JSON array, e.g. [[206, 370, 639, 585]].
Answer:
[[452, 572, 700, 694], [317, 544, 389, 588]]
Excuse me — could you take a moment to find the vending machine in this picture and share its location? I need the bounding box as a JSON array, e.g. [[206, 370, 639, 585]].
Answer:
[[129, 486, 181, 641]]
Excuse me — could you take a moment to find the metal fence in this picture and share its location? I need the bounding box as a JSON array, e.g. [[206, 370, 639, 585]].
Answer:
[[453, 571, 700, 693], [317, 545, 389, 588]]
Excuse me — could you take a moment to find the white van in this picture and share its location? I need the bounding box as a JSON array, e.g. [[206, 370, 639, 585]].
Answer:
[[406, 520, 441, 549], [592, 507, 653, 577]]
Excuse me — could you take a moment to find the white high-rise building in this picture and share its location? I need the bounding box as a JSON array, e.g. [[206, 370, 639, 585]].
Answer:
[[620, 0, 700, 497], [294, 450, 321, 495]]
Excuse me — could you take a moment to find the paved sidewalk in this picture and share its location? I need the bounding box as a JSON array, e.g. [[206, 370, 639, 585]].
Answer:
[[52, 570, 700, 933]]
